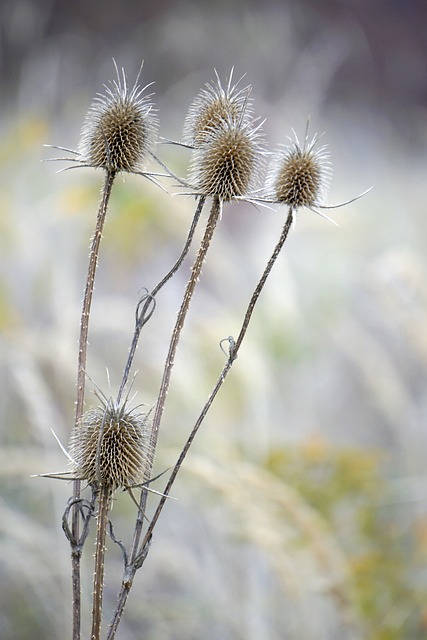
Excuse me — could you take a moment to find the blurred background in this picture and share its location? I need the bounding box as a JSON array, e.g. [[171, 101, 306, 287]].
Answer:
[[1, 0, 427, 638]]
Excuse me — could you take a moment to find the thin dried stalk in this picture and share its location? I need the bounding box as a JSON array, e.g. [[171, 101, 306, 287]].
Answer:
[[138, 207, 295, 554], [72, 169, 116, 640], [107, 195, 222, 638], [91, 486, 111, 640], [117, 195, 206, 405]]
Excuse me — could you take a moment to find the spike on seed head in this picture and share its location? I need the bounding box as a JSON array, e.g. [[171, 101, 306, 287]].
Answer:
[[77, 62, 158, 174], [69, 397, 153, 490], [183, 69, 253, 147], [267, 132, 331, 209], [189, 117, 265, 201]]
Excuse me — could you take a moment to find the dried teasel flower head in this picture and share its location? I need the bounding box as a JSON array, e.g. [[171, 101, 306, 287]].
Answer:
[[266, 130, 331, 210], [69, 396, 153, 490], [77, 62, 158, 174], [188, 116, 266, 201], [183, 69, 253, 147]]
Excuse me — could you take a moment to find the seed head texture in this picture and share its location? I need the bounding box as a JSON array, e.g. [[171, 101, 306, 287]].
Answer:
[[70, 400, 153, 490], [77, 66, 158, 173], [183, 70, 252, 147], [267, 135, 331, 209]]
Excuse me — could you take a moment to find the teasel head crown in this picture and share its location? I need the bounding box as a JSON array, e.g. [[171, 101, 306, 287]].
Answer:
[[266, 130, 331, 211], [183, 69, 253, 147], [188, 114, 266, 202], [266, 133, 332, 210], [77, 62, 158, 174], [69, 397, 153, 490]]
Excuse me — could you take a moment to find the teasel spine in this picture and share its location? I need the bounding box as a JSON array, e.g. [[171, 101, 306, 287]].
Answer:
[[188, 116, 265, 201], [266, 131, 331, 210], [77, 62, 158, 173], [182, 68, 252, 147]]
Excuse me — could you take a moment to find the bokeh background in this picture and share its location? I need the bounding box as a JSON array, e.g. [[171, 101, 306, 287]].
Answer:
[[1, 1, 427, 638]]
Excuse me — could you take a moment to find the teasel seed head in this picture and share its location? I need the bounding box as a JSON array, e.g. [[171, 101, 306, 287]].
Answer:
[[77, 62, 158, 174], [188, 116, 265, 201], [266, 132, 331, 210], [69, 397, 153, 490], [183, 69, 253, 147]]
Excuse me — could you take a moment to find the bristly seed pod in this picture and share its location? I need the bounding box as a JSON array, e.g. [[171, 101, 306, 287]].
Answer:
[[189, 116, 265, 201], [266, 132, 331, 210], [183, 69, 253, 147], [69, 398, 153, 490], [77, 62, 158, 174]]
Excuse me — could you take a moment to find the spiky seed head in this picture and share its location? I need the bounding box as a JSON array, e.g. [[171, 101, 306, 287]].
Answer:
[[266, 134, 331, 209], [189, 118, 265, 201], [183, 70, 253, 147], [77, 65, 158, 173], [69, 399, 153, 490]]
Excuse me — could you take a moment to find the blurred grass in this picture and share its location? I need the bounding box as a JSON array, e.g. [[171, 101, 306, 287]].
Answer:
[[0, 107, 426, 639], [1, 2, 427, 638]]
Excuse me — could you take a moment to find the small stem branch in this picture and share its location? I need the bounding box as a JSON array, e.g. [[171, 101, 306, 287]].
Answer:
[[91, 486, 111, 640], [139, 207, 294, 552], [117, 195, 206, 405], [71, 169, 116, 640]]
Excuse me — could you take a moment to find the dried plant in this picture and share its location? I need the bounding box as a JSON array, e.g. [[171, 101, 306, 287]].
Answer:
[[182, 68, 253, 147], [42, 63, 368, 640]]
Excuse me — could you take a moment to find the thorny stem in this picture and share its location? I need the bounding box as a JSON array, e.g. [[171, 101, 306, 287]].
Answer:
[[91, 486, 112, 640], [116, 195, 206, 405], [107, 196, 222, 638], [138, 207, 294, 555], [71, 169, 116, 640]]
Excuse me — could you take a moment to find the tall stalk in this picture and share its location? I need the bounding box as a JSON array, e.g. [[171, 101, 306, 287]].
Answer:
[[91, 485, 112, 640], [71, 169, 116, 640], [107, 195, 222, 638], [138, 207, 295, 553]]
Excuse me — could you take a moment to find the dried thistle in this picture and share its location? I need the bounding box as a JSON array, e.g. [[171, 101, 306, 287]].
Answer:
[[183, 69, 252, 147], [76, 63, 158, 174], [188, 117, 265, 201], [266, 130, 331, 210], [70, 397, 153, 490]]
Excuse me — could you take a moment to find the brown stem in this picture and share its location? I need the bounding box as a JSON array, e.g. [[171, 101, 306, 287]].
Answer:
[[91, 485, 112, 640], [150, 195, 222, 451], [116, 195, 206, 405], [71, 169, 116, 640], [107, 195, 222, 638], [138, 207, 295, 554]]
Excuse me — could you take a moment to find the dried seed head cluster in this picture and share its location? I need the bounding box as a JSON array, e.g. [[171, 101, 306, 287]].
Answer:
[[266, 133, 331, 209], [183, 70, 252, 147], [189, 118, 264, 201], [77, 65, 158, 174], [183, 72, 265, 201], [70, 399, 153, 490]]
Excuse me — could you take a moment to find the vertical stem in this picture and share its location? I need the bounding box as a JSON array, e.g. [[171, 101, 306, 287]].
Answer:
[[107, 196, 222, 639], [138, 208, 295, 552], [150, 195, 221, 451], [91, 486, 111, 640], [71, 169, 116, 640]]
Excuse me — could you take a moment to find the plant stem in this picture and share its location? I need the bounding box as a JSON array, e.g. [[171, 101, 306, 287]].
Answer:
[[107, 195, 222, 639], [71, 169, 116, 640], [150, 195, 221, 451], [117, 195, 206, 405], [91, 486, 112, 640], [138, 207, 294, 551]]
